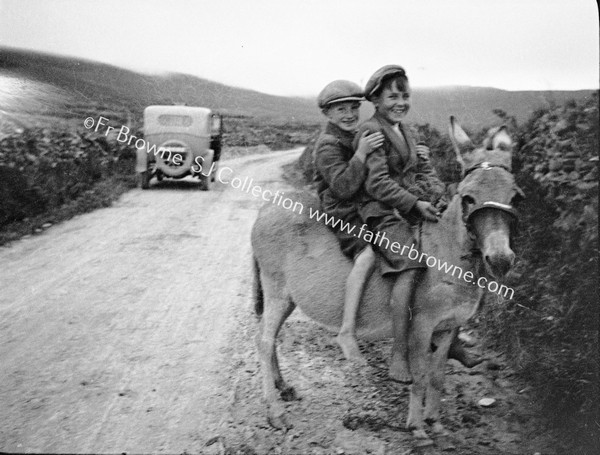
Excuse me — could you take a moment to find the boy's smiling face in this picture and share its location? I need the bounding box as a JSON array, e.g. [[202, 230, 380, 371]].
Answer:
[[374, 80, 411, 125], [324, 101, 361, 132]]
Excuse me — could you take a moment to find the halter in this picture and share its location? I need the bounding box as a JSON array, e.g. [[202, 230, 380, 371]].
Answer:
[[460, 161, 520, 234]]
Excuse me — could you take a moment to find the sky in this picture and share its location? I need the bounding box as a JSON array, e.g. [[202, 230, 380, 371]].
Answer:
[[0, 0, 598, 97]]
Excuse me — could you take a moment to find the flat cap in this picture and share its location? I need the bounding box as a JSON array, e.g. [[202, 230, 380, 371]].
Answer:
[[317, 80, 364, 109], [364, 65, 407, 101]]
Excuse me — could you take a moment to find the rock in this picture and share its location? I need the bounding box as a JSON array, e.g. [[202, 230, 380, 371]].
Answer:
[[478, 398, 496, 407], [42, 222, 52, 229]]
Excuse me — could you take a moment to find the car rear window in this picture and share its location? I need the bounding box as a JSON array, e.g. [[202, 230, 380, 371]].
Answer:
[[158, 115, 193, 127]]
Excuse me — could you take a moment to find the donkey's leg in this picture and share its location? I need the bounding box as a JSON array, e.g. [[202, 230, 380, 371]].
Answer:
[[424, 328, 454, 434], [256, 272, 295, 429], [406, 314, 435, 444], [389, 269, 419, 383], [424, 328, 456, 451], [272, 311, 298, 402]]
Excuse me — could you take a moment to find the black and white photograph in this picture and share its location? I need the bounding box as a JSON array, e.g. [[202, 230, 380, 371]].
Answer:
[[0, 1, 598, 453]]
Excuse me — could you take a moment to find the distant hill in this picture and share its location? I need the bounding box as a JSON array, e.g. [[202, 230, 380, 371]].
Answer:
[[407, 85, 597, 133], [0, 47, 596, 133], [0, 48, 318, 126]]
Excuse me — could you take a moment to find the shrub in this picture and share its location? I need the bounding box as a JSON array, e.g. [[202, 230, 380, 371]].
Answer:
[[480, 93, 599, 453], [0, 127, 136, 230]]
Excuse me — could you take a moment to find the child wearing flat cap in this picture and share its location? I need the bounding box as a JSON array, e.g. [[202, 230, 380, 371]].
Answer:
[[357, 65, 479, 381], [313, 80, 384, 362]]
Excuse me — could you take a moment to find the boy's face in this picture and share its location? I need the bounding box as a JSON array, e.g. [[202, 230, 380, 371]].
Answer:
[[324, 101, 361, 132], [374, 81, 411, 125]]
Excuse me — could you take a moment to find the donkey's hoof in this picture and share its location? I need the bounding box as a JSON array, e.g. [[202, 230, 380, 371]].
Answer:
[[430, 421, 449, 436], [448, 343, 485, 368], [280, 385, 298, 402], [388, 361, 413, 384], [336, 334, 367, 364], [267, 404, 292, 430]]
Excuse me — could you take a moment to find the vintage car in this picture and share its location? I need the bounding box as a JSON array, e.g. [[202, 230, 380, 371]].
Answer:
[[137, 105, 222, 190]]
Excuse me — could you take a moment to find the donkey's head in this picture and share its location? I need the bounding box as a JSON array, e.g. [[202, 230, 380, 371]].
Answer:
[[449, 117, 524, 279]]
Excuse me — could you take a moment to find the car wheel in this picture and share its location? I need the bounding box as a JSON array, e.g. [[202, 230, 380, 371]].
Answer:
[[139, 171, 151, 189], [199, 174, 211, 191]]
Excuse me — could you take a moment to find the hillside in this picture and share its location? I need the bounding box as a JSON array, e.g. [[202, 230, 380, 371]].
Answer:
[[0, 48, 317, 125], [0, 47, 596, 132], [409, 85, 597, 132]]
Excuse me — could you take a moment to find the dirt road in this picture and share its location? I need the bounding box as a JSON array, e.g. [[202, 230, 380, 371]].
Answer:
[[0, 149, 553, 454], [0, 150, 297, 453]]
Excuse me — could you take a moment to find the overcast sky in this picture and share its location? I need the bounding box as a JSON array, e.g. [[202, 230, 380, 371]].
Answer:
[[0, 0, 598, 96]]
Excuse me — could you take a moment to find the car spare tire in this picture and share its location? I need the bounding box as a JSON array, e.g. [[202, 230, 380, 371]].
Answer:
[[155, 139, 194, 177]]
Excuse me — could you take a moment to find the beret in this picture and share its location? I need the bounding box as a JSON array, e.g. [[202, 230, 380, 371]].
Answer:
[[317, 80, 364, 109], [364, 65, 407, 101]]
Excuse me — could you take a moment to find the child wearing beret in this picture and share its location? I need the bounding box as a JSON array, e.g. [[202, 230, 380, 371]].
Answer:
[[357, 66, 479, 381], [313, 80, 384, 362]]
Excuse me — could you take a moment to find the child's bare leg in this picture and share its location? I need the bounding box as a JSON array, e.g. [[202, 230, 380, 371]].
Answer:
[[337, 246, 376, 362], [389, 269, 419, 383]]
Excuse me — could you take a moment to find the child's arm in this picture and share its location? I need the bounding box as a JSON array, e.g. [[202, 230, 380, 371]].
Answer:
[[357, 124, 419, 214], [315, 132, 383, 200], [365, 150, 417, 212], [315, 138, 368, 200]]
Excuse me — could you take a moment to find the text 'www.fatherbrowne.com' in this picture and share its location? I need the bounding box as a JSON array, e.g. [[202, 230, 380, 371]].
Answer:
[[306, 206, 515, 300]]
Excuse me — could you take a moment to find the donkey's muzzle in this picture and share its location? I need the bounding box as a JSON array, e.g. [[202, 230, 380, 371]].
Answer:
[[484, 251, 515, 279]]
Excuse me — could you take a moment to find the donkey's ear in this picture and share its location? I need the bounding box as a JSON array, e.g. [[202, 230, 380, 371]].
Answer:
[[449, 116, 474, 172], [492, 126, 513, 151]]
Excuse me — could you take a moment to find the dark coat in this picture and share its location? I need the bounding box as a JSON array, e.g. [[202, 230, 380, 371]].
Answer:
[[354, 113, 446, 275], [313, 121, 371, 258], [313, 122, 367, 220], [356, 112, 444, 224]]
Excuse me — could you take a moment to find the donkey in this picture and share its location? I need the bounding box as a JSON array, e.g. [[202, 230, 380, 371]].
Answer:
[[250, 117, 522, 445]]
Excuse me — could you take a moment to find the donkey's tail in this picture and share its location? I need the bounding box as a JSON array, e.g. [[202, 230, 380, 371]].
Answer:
[[252, 256, 264, 317]]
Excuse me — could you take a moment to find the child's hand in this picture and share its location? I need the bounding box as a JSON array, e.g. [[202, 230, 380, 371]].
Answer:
[[415, 200, 441, 222], [415, 143, 431, 161], [355, 131, 384, 162]]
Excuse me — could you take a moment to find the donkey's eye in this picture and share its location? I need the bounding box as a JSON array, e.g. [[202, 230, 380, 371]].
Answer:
[[462, 195, 476, 205], [461, 195, 476, 217], [511, 187, 525, 205], [511, 193, 523, 206]]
